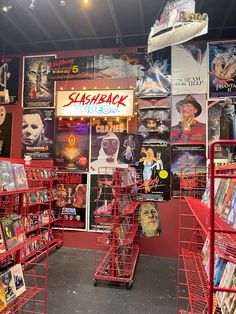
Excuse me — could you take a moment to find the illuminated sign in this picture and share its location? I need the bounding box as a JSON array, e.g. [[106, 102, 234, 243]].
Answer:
[[56, 89, 134, 117]]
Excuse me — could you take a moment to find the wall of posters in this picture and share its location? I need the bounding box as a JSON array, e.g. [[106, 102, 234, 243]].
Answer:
[[23, 55, 56, 108], [55, 119, 89, 171], [171, 94, 206, 144], [90, 118, 127, 172], [0, 57, 19, 104], [208, 41, 236, 98], [22, 109, 55, 159], [136, 48, 171, 99], [172, 42, 207, 95], [171, 144, 206, 197]]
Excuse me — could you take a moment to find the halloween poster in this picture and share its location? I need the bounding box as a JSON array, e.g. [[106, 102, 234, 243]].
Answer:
[[171, 144, 206, 197], [208, 41, 236, 98], [55, 118, 89, 171], [22, 108, 54, 159], [23, 54, 56, 108], [172, 42, 208, 95], [90, 118, 127, 172], [137, 142, 170, 202]]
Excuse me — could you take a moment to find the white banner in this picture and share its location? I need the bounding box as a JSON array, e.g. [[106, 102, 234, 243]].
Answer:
[[172, 42, 208, 94], [56, 89, 134, 117]]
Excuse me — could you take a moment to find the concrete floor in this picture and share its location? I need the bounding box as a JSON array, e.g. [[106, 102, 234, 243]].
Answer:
[[47, 247, 177, 314]]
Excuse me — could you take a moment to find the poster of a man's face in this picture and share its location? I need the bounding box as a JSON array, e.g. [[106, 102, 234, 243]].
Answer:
[[22, 109, 54, 159], [138, 202, 161, 237]]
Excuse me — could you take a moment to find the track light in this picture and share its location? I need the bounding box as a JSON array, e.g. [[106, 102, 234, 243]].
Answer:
[[2, 5, 12, 13], [29, 0, 36, 10], [60, 0, 66, 6]]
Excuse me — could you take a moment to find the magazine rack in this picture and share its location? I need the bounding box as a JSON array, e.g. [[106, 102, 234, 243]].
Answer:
[[176, 140, 236, 314], [0, 158, 62, 313], [93, 167, 140, 288]]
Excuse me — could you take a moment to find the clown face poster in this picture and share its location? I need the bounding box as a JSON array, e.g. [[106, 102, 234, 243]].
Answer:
[[90, 118, 127, 172], [137, 142, 170, 202], [23, 55, 56, 108], [171, 144, 206, 197], [171, 94, 206, 144], [172, 42, 207, 95], [55, 119, 90, 171], [208, 41, 236, 98], [136, 48, 171, 99]]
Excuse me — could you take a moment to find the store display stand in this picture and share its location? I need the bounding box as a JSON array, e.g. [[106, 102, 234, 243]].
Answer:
[[93, 167, 140, 288], [176, 140, 236, 313]]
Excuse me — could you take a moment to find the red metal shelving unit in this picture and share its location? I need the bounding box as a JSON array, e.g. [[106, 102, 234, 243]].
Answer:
[[93, 167, 140, 288], [176, 140, 236, 314]]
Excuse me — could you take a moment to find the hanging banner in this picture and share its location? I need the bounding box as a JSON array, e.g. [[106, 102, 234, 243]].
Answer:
[[0, 57, 19, 104], [148, 0, 208, 52], [22, 55, 56, 108], [172, 42, 208, 95], [56, 89, 134, 117], [137, 142, 170, 202], [90, 118, 127, 172], [171, 94, 206, 144], [208, 41, 236, 98], [136, 48, 171, 99], [171, 144, 206, 197], [48, 53, 144, 81], [55, 118, 90, 171], [21, 109, 55, 159]]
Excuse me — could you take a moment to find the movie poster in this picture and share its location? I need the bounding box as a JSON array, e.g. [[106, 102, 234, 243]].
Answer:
[[0, 113, 12, 157], [137, 142, 170, 201], [138, 97, 170, 109], [90, 118, 127, 172], [172, 42, 207, 95], [55, 119, 90, 171], [55, 174, 87, 230], [171, 94, 206, 144], [138, 107, 171, 143], [208, 41, 236, 98], [23, 54, 56, 108], [117, 133, 143, 165], [171, 144, 206, 197], [89, 173, 113, 231], [136, 48, 171, 99], [0, 57, 19, 104], [22, 109, 54, 159]]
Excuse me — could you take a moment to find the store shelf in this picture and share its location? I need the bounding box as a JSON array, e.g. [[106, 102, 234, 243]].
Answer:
[[25, 217, 61, 234], [0, 186, 45, 196], [122, 202, 140, 216], [120, 224, 139, 246]]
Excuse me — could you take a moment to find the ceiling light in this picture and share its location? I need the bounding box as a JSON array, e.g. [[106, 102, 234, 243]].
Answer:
[[60, 0, 66, 6], [29, 0, 36, 10], [2, 5, 12, 13]]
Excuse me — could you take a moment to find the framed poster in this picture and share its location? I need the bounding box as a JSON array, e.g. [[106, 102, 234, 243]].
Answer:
[[0, 113, 12, 157], [22, 54, 56, 108]]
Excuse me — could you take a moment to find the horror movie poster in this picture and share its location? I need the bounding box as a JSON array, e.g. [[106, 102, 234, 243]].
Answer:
[[22, 109, 54, 159], [90, 118, 127, 172], [23, 55, 56, 108], [136, 47, 171, 99], [55, 119, 90, 171], [0, 113, 12, 157], [137, 142, 170, 202], [172, 42, 207, 95], [117, 133, 143, 165], [208, 41, 236, 98], [171, 144, 206, 197], [0, 57, 20, 104]]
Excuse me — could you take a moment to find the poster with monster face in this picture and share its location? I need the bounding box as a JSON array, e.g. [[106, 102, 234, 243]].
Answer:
[[55, 118, 90, 171], [23, 55, 56, 108]]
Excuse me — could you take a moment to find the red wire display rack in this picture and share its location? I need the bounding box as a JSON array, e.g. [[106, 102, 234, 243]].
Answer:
[[176, 140, 236, 314], [0, 157, 60, 313], [93, 167, 140, 288]]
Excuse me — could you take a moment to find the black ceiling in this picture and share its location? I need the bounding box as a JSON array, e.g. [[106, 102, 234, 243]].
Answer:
[[0, 0, 235, 55]]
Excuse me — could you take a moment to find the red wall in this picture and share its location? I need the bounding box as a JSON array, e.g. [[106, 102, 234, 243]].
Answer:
[[6, 47, 179, 258]]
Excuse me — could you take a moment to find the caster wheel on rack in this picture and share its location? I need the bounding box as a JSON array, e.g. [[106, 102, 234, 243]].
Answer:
[[93, 279, 97, 286], [126, 282, 133, 289]]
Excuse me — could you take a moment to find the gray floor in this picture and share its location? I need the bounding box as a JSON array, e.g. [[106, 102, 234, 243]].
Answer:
[[47, 247, 177, 314]]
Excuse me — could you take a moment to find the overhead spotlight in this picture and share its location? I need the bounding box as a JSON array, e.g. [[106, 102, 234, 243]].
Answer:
[[60, 0, 66, 6], [2, 5, 12, 13], [83, 0, 89, 4], [29, 0, 35, 10]]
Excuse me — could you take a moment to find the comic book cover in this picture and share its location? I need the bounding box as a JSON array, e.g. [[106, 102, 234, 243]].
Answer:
[[1, 269, 16, 304], [1, 216, 19, 249], [223, 270, 236, 313], [214, 179, 231, 215], [11, 264, 26, 298], [0, 279, 7, 311], [220, 180, 236, 222], [12, 163, 28, 190], [0, 160, 15, 191], [0, 224, 6, 254], [11, 214, 26, 244]]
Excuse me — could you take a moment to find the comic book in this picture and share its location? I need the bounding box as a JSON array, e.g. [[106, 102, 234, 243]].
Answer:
[[11, 214, 26, 244], [12, 163, 28, 190], [0, 160, 15, 191], [223, 269, 236, 314], [11, 264, 26, 298], [1, 269, 16, 304], [0, 223, 6, 254], [0, 279, 7, 311], [1, 216, 20, 249], [214, 179, 231, 215]]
